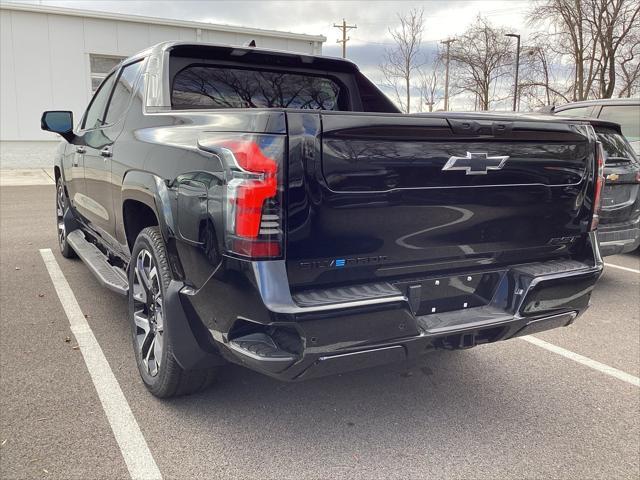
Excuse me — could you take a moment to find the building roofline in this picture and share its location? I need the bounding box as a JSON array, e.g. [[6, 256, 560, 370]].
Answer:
[[0, 2, 327, 43]]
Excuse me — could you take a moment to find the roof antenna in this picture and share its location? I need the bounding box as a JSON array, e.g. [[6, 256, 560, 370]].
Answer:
[[245, 40, 256, 47]]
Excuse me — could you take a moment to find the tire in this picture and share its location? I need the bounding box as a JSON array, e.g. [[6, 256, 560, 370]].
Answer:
[[128, 226, 218, 398], [56, 177, 76, 258]]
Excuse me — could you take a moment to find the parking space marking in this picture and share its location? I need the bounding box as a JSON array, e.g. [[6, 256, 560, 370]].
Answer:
[[39, 249, 162, 480], [604, 262, 640, 274], [520, 335, 640, 387]]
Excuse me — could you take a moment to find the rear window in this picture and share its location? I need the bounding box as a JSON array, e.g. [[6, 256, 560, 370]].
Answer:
[[172, 65, 342, 110], [599, 105, 640, 144], [596, 128, 638, 163]]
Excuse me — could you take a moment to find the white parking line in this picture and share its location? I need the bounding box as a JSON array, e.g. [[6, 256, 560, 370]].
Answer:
[[605, 262, 640, 274], [520, 335, 640, 387], [39, 249, 162, 480]]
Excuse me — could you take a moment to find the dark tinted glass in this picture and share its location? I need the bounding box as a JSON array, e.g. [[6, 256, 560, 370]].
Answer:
[[596, 128, 638, 162], [105, 60, 144, 124], [172, 65, 341, 110], [83, 73, 116, 130]]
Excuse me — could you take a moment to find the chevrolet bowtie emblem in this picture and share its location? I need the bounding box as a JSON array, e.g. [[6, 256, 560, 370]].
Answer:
[[442, 152, 510, 175]]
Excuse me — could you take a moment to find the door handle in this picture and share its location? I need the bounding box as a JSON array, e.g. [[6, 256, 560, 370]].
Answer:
[[100, 147, 112, 158], [73, 146, 84, 167]]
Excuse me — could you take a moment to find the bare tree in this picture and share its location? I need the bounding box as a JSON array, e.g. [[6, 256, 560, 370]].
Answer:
[[417, 66, 440, 112], [518, 35, 574, 108], [591, 0, 640, 98], [616, 31, 640, 96], [529, 0, 640, 100], [380, 8, 425, 113], [529, 0, 599, 101], [448, 16, 513, 111], [417, 50, 442, 112]]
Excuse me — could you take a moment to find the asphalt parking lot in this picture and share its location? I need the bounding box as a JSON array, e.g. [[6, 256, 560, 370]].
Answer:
[[1, 183, 639, 480]]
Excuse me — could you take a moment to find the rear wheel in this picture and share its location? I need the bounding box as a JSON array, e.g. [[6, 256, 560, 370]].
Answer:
[[128, 226, 218, 398], [56, 178, 76, 258]]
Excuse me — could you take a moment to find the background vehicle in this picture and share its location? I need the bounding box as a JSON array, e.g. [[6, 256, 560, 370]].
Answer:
[[587, 120, 640, 255], [545, 98, 640, 154], [42, 42, 604, 398], [540, 100, 640, 255]]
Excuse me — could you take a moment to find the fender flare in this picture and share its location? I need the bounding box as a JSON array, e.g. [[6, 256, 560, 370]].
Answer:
[[121, 170, 183, 278]]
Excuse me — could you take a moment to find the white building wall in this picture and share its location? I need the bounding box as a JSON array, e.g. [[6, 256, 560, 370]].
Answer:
[[0, 5, 324, 168]]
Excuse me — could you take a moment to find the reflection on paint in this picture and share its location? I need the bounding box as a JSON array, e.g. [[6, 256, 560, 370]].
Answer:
[[395, 206, 474, 250], [73, 192, 109, 221]]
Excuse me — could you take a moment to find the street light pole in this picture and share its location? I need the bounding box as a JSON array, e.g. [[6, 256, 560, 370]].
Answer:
[[506, 33, 521, 112], [441, 38, 456, 111]]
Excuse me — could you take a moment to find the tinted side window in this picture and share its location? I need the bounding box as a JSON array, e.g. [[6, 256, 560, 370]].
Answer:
[[105, 60, 144, 125], [557, 105, 595, 117], [82, 73, 116, 130], [599, 105, 640, 143]]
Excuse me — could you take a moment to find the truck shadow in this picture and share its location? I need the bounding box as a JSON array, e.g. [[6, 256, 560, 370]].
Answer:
[[157, 344, 536, 445]]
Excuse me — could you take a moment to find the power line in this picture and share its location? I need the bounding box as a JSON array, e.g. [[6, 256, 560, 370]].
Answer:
[[333, 19, 357, 58], [348, 38, 441, 47]]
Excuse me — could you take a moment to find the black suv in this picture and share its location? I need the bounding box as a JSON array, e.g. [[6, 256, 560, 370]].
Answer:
[[546, 100, 640, 255], [42, 42, 604, 397]]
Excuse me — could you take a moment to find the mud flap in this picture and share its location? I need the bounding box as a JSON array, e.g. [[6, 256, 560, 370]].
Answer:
[[165, 280, 226, 370]]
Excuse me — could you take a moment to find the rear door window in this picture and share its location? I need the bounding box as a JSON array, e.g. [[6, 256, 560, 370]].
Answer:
[[172, 65, 343, 110], [104, 59, 144, 125], [598, 105, 640, 144]]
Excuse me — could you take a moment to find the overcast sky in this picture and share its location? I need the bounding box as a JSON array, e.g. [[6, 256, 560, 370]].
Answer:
[[7, 1, 531, 55], [6, 0, 534, 109]]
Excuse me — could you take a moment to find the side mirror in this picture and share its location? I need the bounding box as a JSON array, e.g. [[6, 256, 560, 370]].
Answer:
[[41, 111, 74, 142]]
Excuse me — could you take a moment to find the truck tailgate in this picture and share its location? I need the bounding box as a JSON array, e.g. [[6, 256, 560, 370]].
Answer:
[[285, 113, 596, 288]]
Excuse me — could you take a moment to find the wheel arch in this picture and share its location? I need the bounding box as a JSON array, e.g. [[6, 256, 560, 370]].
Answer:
[[122, 199, 158, 251], [121, 170, 183, 279]]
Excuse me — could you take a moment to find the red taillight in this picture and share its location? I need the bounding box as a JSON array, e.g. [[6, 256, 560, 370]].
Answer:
[[198, 134, 284, 259], [224, 141, 278, 238], [590, 142, 605, 231], [231, 238, 281, 257]]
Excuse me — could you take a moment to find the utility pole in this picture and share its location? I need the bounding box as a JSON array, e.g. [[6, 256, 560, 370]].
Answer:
[[441, 38, 455, 111], [506, 33, 521, 112], [333, 19, 357, 58]]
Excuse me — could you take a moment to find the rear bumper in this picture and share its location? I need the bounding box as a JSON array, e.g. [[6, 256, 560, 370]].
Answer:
[[179, 235, 604, 381], [597, 218, 640, 256], [291, 310, 580, 381]]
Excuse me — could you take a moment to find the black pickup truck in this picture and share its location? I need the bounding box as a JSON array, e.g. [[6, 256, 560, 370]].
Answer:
[[42, 42, 604, 398]]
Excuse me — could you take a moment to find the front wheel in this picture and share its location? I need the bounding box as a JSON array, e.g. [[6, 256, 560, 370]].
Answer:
[[128, 226, 218, 398], [56, 178, 76, 258]]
